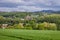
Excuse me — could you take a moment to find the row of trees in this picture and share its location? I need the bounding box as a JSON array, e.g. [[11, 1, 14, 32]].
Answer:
[[6, 22, 57, 30]]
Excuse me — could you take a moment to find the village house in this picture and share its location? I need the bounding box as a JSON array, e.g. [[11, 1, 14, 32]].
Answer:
[[1, 24, 8, 29]]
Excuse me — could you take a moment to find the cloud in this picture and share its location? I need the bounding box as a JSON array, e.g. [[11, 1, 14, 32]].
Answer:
[[0, 0, 23, 3], [0, 0, 60, 12]]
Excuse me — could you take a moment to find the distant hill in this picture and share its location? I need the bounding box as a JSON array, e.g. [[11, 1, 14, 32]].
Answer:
[[40, 10, 55, 13], [35, 10, 60, 13], [0, 10, 60, 13]]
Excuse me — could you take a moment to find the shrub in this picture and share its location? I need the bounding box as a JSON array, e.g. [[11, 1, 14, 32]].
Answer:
[[13, 23, 24, 29], [38, 22, 57, 30]]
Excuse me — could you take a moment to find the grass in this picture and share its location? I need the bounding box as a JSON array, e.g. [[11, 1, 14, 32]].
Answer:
[[0, 29, 60, 40]]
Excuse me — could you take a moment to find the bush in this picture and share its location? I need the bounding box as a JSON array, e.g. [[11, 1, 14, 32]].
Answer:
[[48, 23, 57, 30], [38, 22, 57, 30], [24, 24, 33, 30], [13, 23, 24, 29]]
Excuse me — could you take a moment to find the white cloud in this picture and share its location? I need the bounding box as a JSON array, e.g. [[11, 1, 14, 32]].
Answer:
[[0, 0, 23, 3]]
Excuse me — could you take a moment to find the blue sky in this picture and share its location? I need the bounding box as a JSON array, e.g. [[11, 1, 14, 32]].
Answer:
[[0, 0, 60, 12]]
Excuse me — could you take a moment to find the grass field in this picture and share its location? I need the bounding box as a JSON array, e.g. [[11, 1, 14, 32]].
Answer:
[[0, 29, 60, 40]]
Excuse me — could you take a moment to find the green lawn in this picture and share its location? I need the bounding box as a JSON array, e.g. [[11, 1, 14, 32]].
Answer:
[[0, 29, 60, 40]]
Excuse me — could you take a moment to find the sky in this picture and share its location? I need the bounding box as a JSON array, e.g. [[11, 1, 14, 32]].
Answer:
[[0, 0, 60, 12]]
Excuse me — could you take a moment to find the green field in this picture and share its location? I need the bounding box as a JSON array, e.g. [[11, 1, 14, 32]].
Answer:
[[0, 29, 60, 40]]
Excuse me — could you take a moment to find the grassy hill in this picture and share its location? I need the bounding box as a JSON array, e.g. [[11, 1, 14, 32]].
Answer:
[[0, 29, 60, 40]]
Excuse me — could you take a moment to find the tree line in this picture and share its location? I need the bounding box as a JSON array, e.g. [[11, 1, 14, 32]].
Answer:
[[0, 12, 60, 30]]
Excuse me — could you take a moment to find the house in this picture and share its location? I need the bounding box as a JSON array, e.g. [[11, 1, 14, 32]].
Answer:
[[20, 18, 25, 21], [1, 24, 8, 29]]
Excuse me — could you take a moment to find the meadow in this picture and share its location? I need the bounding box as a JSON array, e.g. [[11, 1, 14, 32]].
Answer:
[[0, 29, 60, 40]]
